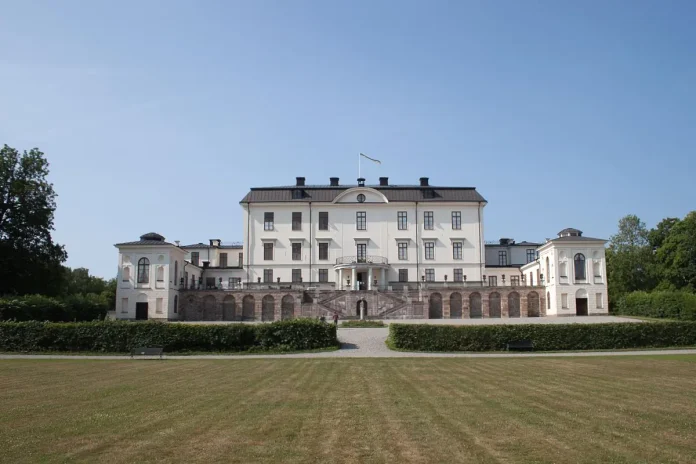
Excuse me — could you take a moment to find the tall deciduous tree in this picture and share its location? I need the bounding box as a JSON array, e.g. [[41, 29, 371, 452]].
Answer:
[[606, 214, 656, 303], [0, 144, 67, 295], [655, 212, 696, 291]]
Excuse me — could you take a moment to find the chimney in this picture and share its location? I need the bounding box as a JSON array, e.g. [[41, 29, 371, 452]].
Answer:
[[419, 177, 429, 186], [296, 177, 305, 186], [175, 240, 180, 247], [379, 177, 389, 186], [209, 239, 221, 247], [357, 177, 366, 187], [330, 177, 339, 186], [202, 261, 210, 269]]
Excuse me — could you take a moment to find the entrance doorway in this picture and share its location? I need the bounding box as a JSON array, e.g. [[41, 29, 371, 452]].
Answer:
[[576, 298, 588, 316], [135, 302, 148, 320], [355, 300, 367, 317], [356, 299, 368, 317], [357, 272, 365, 290]]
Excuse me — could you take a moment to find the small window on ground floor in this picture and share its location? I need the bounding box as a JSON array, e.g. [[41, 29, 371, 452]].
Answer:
[[264, 269, 273, 283], [453, 268, 463, 282], [596, 293, 603, 309], [399, 269, 408, 282], [425, 269, 435, 282], [488, 276, 497, 286], [292, 269, 302, 283], [318, 269, 328, 282], [562, 293, 568, 308]]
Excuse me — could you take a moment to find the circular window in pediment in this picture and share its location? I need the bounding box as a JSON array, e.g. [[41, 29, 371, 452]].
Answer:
[[357, 194, 366, 203]]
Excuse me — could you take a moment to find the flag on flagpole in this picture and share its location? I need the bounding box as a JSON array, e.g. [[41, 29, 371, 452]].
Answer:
[[360, 153, 381, 164]]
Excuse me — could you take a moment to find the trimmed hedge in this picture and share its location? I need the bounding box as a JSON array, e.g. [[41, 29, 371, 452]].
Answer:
[[615, 291, 696, 321], [0, 294, 108, 322], [341, 320, 385, 328], [0, 319, 338, 353], [388, 322, 696, 352]]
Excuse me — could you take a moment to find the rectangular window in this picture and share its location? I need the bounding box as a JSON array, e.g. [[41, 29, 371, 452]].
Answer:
[[219, 253, 228, 268], [292, 242, 302, 261], [238, 252, 243, 267], [399, 269, 408, 282], [498, 250, 507, 266], [424, 211, 434, 230], [425, 269, 435, 282], [228, 277, 241, 289], [356, 211, 366, 230], [292, 269, 302, 283], [453, 268, 463, 282], [425, 241, 435, 260], [319, 242, 328, 260], [191, 252, 199, 266], [398, 242, 408, 260], [184, 271, 188, 288], [292, 212, 302, 231], [596, 293, 603, 309], [206, 277, 215, 289], [356, 243, 367, 262], [489, 276, 498, 286], [453, 242, 462, 260], [263, 269, 273, 283], [451, 211, 461, 230], [526, 249, 536, 263], [397, 211, 407, 230], [318, 212, 329, 230], [510, 276, 520, 286], [264, 212, 274, 231], [562, 293, 568, 308], [318, 269, 328, 283], [264, 242, 273, 260], [156, 298, 163, 314], [121, 298, 128, 313]]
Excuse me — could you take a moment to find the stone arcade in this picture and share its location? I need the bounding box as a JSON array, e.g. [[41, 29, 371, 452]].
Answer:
[[113, 176, 607, 321]]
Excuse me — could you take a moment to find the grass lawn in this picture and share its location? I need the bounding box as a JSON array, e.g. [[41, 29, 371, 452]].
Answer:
[[1, 357, 695, 463]]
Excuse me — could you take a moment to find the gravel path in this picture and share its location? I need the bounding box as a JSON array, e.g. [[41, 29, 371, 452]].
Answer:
[[1, 316, 694, 359]]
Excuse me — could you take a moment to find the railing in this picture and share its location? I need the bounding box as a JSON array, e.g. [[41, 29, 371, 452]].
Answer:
[[335, 255, 389, 265]]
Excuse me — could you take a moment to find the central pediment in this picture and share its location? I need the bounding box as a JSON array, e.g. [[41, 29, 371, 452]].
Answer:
[[333, 187, 388, 204]]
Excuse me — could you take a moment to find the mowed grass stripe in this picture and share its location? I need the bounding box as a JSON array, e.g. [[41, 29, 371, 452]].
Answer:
[[0, 358, 695, 464]]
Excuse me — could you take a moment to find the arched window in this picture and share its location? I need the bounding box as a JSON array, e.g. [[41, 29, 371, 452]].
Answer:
[[574, 254, 586, 280], [174, 261, 178, 284], [137, 258, 150, 283]]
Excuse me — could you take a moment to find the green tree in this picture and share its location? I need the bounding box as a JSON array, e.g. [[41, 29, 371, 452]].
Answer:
[[606, 214, 655, 303], [655, 211, 696, 291], [61, 267, 110, 296], [0, 144, 67, 295]]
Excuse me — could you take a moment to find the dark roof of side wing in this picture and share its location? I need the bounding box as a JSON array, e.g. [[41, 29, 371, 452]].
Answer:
[[240, 185, 487, 203]]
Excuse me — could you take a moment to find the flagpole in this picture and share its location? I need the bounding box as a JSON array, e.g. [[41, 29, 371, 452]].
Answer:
[[358, 153, 361, 179]]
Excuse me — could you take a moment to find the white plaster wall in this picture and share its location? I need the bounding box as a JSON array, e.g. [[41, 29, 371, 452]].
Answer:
[[115, 245, 181, 320], [242, 195, 485, 284], [539, 242, 608, 315]]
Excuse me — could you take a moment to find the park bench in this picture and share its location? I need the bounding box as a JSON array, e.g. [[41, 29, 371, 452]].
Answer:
[[506, 340, 534, 352], [130, 346, 164, 359]]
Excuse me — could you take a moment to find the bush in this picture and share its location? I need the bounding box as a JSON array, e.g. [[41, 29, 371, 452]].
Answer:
[[388, 322, 696, 352], [615, 291, 696, 320], [0, 294, 108, 322], [0, 319, 338, 353], [341, 320, 385, 328]]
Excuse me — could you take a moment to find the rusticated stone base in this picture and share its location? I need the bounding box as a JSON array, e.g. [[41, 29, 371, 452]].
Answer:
[[178, 287, 546, 322]]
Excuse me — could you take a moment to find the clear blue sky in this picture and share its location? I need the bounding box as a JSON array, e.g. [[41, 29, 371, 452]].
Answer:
[[1, 1, 695, 278]]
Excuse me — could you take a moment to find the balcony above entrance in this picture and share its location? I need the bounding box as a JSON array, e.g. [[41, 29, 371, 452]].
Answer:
[[334, 255, 389, 269]]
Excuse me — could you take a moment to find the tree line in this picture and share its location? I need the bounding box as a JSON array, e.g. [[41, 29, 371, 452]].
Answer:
[[607, 212, 696, 315], [0, 144, 114, 319]]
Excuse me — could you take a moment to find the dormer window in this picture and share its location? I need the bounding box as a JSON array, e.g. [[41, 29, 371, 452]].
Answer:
[[423, 189, 435, 199], [292, 189, 304, 199]]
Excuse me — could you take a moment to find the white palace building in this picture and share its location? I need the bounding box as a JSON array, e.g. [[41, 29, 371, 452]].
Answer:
[[114, 176, 608, 321]]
